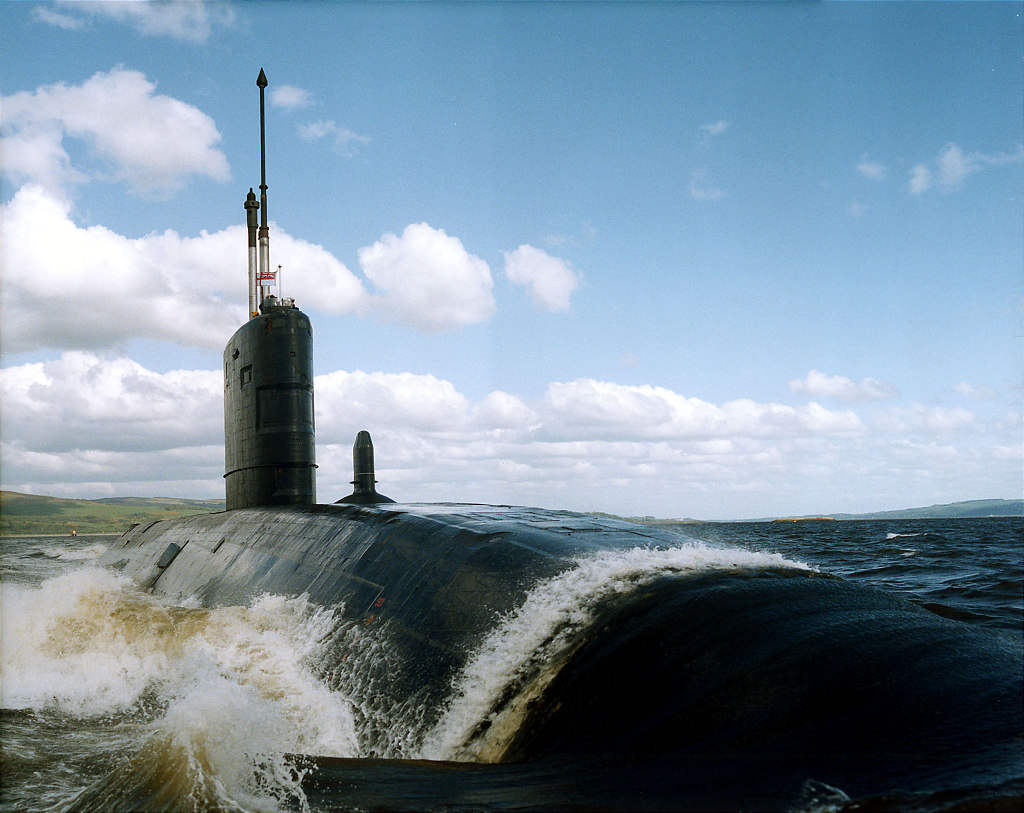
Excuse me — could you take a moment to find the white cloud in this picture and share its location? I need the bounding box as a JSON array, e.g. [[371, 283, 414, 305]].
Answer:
[[474, 391, 537, 430], [698, 120, 729, 145], [0, 185, 369, 354], [537, 379, 863, 442], [953, 382, 996, 400], [31, 6, 83, 30], [689, 169, 726, 200], [992, 443, 1023, 463], [908, 142, 1024, 195], [2, 356, 1016, 517], [297, 120, 370, 157], [503, 245, 581, 312], [873, 404, 976, 434], [847, 200, 868, 217], [271, 85, 314, 110], [2, 185, 523, 353], [315, 369, 471, 440], [908, 164, 932, 196], [1, 68, 229, 198], [856, 156, 886, 180], [0, 352, 222, 454], [0, 127, 85, 197], [358, 223, 496, 333], [937, 143, 976, 188], [40, 0, 236, 43], [789, 370, 898, 402]]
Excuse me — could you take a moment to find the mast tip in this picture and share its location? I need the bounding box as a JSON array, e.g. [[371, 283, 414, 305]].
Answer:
[[257, 68, 268, 88]]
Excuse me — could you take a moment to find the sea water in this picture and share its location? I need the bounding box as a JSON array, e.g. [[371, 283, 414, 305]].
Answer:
[[1, 517, 1020, 812]]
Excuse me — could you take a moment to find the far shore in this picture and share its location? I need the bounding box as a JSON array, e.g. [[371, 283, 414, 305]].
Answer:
[[1, 532, 123, 539]]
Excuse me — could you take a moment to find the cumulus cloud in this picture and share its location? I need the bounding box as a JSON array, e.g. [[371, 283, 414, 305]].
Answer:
[[36, 0, 236, 42], [1, 352, 222, 454], [0, 184, 369, 353], [271, 85, 314, 110], [1, 68, 229, 198], [474, 391, 538, 430], [536, 379, 864, 442], [789, 370, 898, 402], [2, 355, 1015, 516], [873, 404, 975, 434], [2, 184, 538, 353], [358, 223, 496, 333], [298, 120, 370, 156], [503, 245, 581, 311], [315, 369, 471, 440]]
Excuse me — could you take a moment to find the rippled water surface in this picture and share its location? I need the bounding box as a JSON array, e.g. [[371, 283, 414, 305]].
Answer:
[[1, 516, 1020, 812]]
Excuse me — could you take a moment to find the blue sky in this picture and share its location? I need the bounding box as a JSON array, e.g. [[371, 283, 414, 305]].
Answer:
[[1, 1, 1021, 519]]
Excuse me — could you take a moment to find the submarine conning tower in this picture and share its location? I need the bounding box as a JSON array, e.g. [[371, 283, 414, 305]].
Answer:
[[223, 69, 316, 510]]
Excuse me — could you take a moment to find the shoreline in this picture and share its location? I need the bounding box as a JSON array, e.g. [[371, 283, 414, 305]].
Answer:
[[1, 532, 123, 539]]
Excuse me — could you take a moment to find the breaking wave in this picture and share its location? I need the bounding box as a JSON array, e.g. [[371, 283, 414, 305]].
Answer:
[[1, 568, 355, 811], [418, 544, 810, 761]]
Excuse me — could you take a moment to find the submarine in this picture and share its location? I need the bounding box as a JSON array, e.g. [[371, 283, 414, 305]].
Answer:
[[94, 71, 1022, 812]]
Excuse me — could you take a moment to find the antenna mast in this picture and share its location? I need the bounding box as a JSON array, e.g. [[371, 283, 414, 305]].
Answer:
[[256, 68, 271, 305]]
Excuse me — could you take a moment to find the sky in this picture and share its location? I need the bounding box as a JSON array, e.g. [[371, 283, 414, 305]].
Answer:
[[1, 1, 1021, 520]]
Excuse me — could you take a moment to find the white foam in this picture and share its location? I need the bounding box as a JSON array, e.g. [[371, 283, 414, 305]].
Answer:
[[1, 566, 358, 810], [43, 543, 109, 561], [418, 543, 810, 762]]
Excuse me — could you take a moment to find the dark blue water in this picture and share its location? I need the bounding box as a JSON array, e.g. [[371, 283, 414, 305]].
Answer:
[[1, 517, 1020, 812], [674, 517, 1023, 636]]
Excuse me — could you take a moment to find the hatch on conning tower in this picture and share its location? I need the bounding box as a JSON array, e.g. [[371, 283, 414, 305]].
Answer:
[[223, 69, 316, 510]]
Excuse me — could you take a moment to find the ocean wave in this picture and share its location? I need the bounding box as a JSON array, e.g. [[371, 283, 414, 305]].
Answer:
[[417, 544, 811, 762], [1, 567, 357, 811], [42, 543, 109, 561]]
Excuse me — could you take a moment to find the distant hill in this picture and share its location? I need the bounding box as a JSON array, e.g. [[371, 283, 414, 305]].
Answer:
[[1, 491, 1019, 536], [0, 491, 225, 536], [827, 499, 1022, 520], [615, 499, 1022, 524]]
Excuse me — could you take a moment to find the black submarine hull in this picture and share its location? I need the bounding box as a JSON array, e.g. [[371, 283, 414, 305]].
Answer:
[[94, 503, 1023, 810]]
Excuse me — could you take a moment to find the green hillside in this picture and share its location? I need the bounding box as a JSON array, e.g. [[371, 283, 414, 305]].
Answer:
[[608, 499, 1022, 524], [829, 499, 1023, 520], [0, 491, 225, 536]]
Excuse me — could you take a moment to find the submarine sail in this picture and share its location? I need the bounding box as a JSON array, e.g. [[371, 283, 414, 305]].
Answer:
[[223, 69, 316, 510]]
